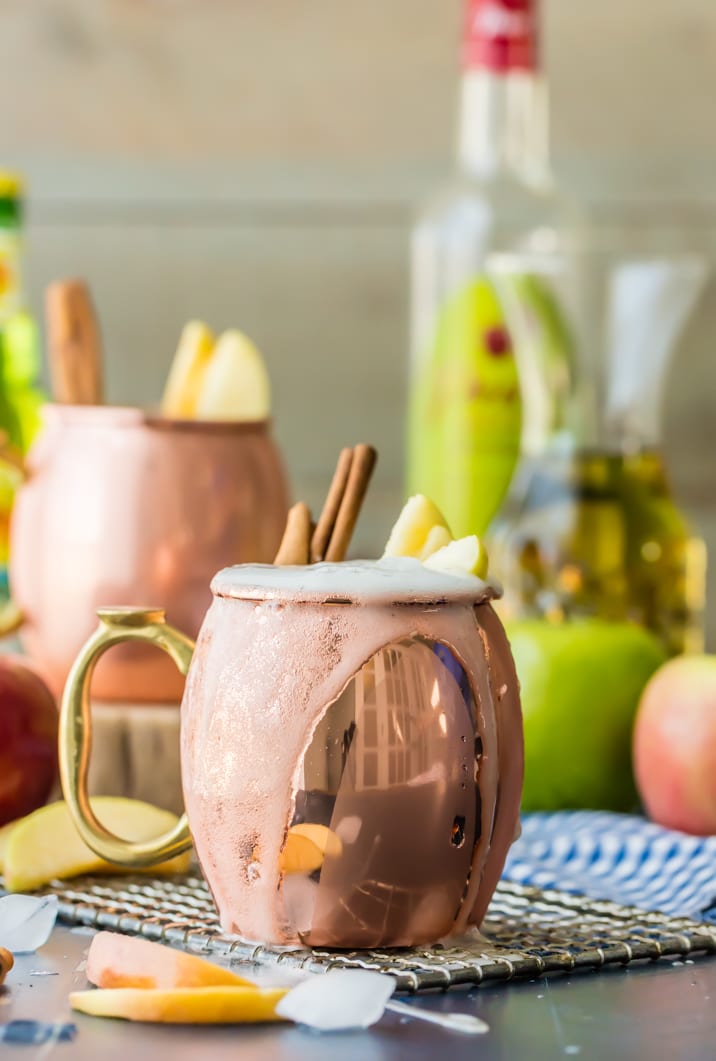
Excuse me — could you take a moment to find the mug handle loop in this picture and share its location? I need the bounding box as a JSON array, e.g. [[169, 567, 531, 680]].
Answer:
[[59, 607, 195, 866]]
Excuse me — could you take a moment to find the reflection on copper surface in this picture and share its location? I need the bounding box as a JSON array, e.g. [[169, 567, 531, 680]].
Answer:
[[283, 637, 481, 948]]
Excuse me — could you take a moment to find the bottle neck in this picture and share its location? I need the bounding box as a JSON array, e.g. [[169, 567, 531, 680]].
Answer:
[[457, 67, 550, 186], [458, 0, 548, 184]]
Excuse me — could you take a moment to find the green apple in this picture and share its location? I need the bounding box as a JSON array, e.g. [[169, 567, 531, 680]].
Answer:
[[507, 619, 666, 811]]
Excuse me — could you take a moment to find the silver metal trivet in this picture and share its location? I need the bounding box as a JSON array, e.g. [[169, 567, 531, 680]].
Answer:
[[26, 872, 716, 992]]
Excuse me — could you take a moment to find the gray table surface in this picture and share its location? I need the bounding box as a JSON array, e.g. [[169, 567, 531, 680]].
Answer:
[[3, 924, 716, 1060]]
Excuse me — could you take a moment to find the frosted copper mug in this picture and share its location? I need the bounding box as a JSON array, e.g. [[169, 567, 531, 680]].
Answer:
[[59, 560, 524, 949], [10, 405, 288, 701]]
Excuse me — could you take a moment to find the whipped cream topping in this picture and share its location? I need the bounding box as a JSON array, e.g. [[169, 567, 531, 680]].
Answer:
[[211, 557, 498, 605]]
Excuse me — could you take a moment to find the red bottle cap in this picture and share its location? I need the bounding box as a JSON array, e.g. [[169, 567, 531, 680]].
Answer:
[[463, 0, 537, 73]]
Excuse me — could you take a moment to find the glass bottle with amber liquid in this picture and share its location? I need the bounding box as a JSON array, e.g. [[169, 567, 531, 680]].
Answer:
[[488, 239, 708, 656]]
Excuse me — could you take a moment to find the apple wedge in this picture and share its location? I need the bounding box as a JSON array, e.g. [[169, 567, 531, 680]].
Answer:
[[70, 986, 289, 1024], [86, 932, 253, 990], [195, 329, 271, 421], [3, 798, 191, 892], [419, 524, 452, 560], [160, 320, 215, 418], [423, 535, 489, 579], [383, 495, 452, 559]]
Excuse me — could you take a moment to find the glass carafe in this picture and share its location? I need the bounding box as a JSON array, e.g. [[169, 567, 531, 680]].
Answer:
[[487, 242, 708, 656]]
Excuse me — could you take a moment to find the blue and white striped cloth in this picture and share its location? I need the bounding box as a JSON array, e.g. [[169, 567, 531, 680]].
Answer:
[[503, 812, 716, 923]]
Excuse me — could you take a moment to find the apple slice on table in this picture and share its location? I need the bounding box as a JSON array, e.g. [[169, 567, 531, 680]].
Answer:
[[160, 320, 215, 418], [70, 985, 288, 1024], [3, 798, 191, 892], [87, 932, 252, 990], [383, 494, 453, 559], [0, 819, 15, 872], [195, 329, 271, 421]]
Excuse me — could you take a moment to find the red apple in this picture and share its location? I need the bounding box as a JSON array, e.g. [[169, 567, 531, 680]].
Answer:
[[633, 655, 716, 835], [0, 656, 58, 827]]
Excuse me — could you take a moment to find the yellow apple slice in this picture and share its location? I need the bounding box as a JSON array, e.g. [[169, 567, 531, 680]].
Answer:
[[69, 985, 288, 1024], [195, 329, 271, 421], [280, 823, 342, 875], [3, 798, 191, 892], [423, 535, 489, 579], [383, 495, 452, 559], [0, 818, 17, 872], [160, 321, 215, 418], [419, 524, 453, 560], [86, 932, 253, 990]]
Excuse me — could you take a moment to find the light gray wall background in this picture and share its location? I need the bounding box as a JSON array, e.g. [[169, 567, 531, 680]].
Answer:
[[2, 0, 716, 642]]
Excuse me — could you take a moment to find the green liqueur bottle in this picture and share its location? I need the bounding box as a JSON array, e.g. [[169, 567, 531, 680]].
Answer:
[[407, 0, 569, 536]]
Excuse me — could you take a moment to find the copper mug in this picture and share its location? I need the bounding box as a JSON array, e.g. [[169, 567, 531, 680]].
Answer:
[[59, 559, 523, 949], [9, 404, 288, 701]]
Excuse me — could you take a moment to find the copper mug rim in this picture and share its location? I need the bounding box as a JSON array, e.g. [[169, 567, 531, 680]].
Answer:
[[209, 559, 501, 607], [40, 401, 273, 435]]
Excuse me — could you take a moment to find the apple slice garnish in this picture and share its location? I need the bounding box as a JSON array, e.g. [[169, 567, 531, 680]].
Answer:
[[195, 329, 271, 421], [383, 494, 452, 559], [160, 320, 215, 418], [419, 524, 453, 560], [423, 535, 489, 579]]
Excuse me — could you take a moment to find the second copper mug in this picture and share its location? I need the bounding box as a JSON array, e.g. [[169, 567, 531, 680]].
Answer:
[[9, 404, 288, 701], [59, 559, 524, 949]]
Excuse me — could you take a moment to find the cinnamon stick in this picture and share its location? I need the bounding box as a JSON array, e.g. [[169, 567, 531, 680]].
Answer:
[[324, 444, 377, 562], [310, 447, 354, 563], [45, 279, 104, 405], [274, 501, 312, 565]]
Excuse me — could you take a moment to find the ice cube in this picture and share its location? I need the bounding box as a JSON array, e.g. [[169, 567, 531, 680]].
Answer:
[[0, 894, 58, 953], [275, 969, 396, 1031]]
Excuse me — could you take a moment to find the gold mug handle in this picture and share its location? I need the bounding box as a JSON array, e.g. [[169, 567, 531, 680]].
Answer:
[[59, 606, 195, 867]]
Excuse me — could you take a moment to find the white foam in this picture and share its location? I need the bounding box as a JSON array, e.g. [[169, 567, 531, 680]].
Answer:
[[211, 557, 497, 604]]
